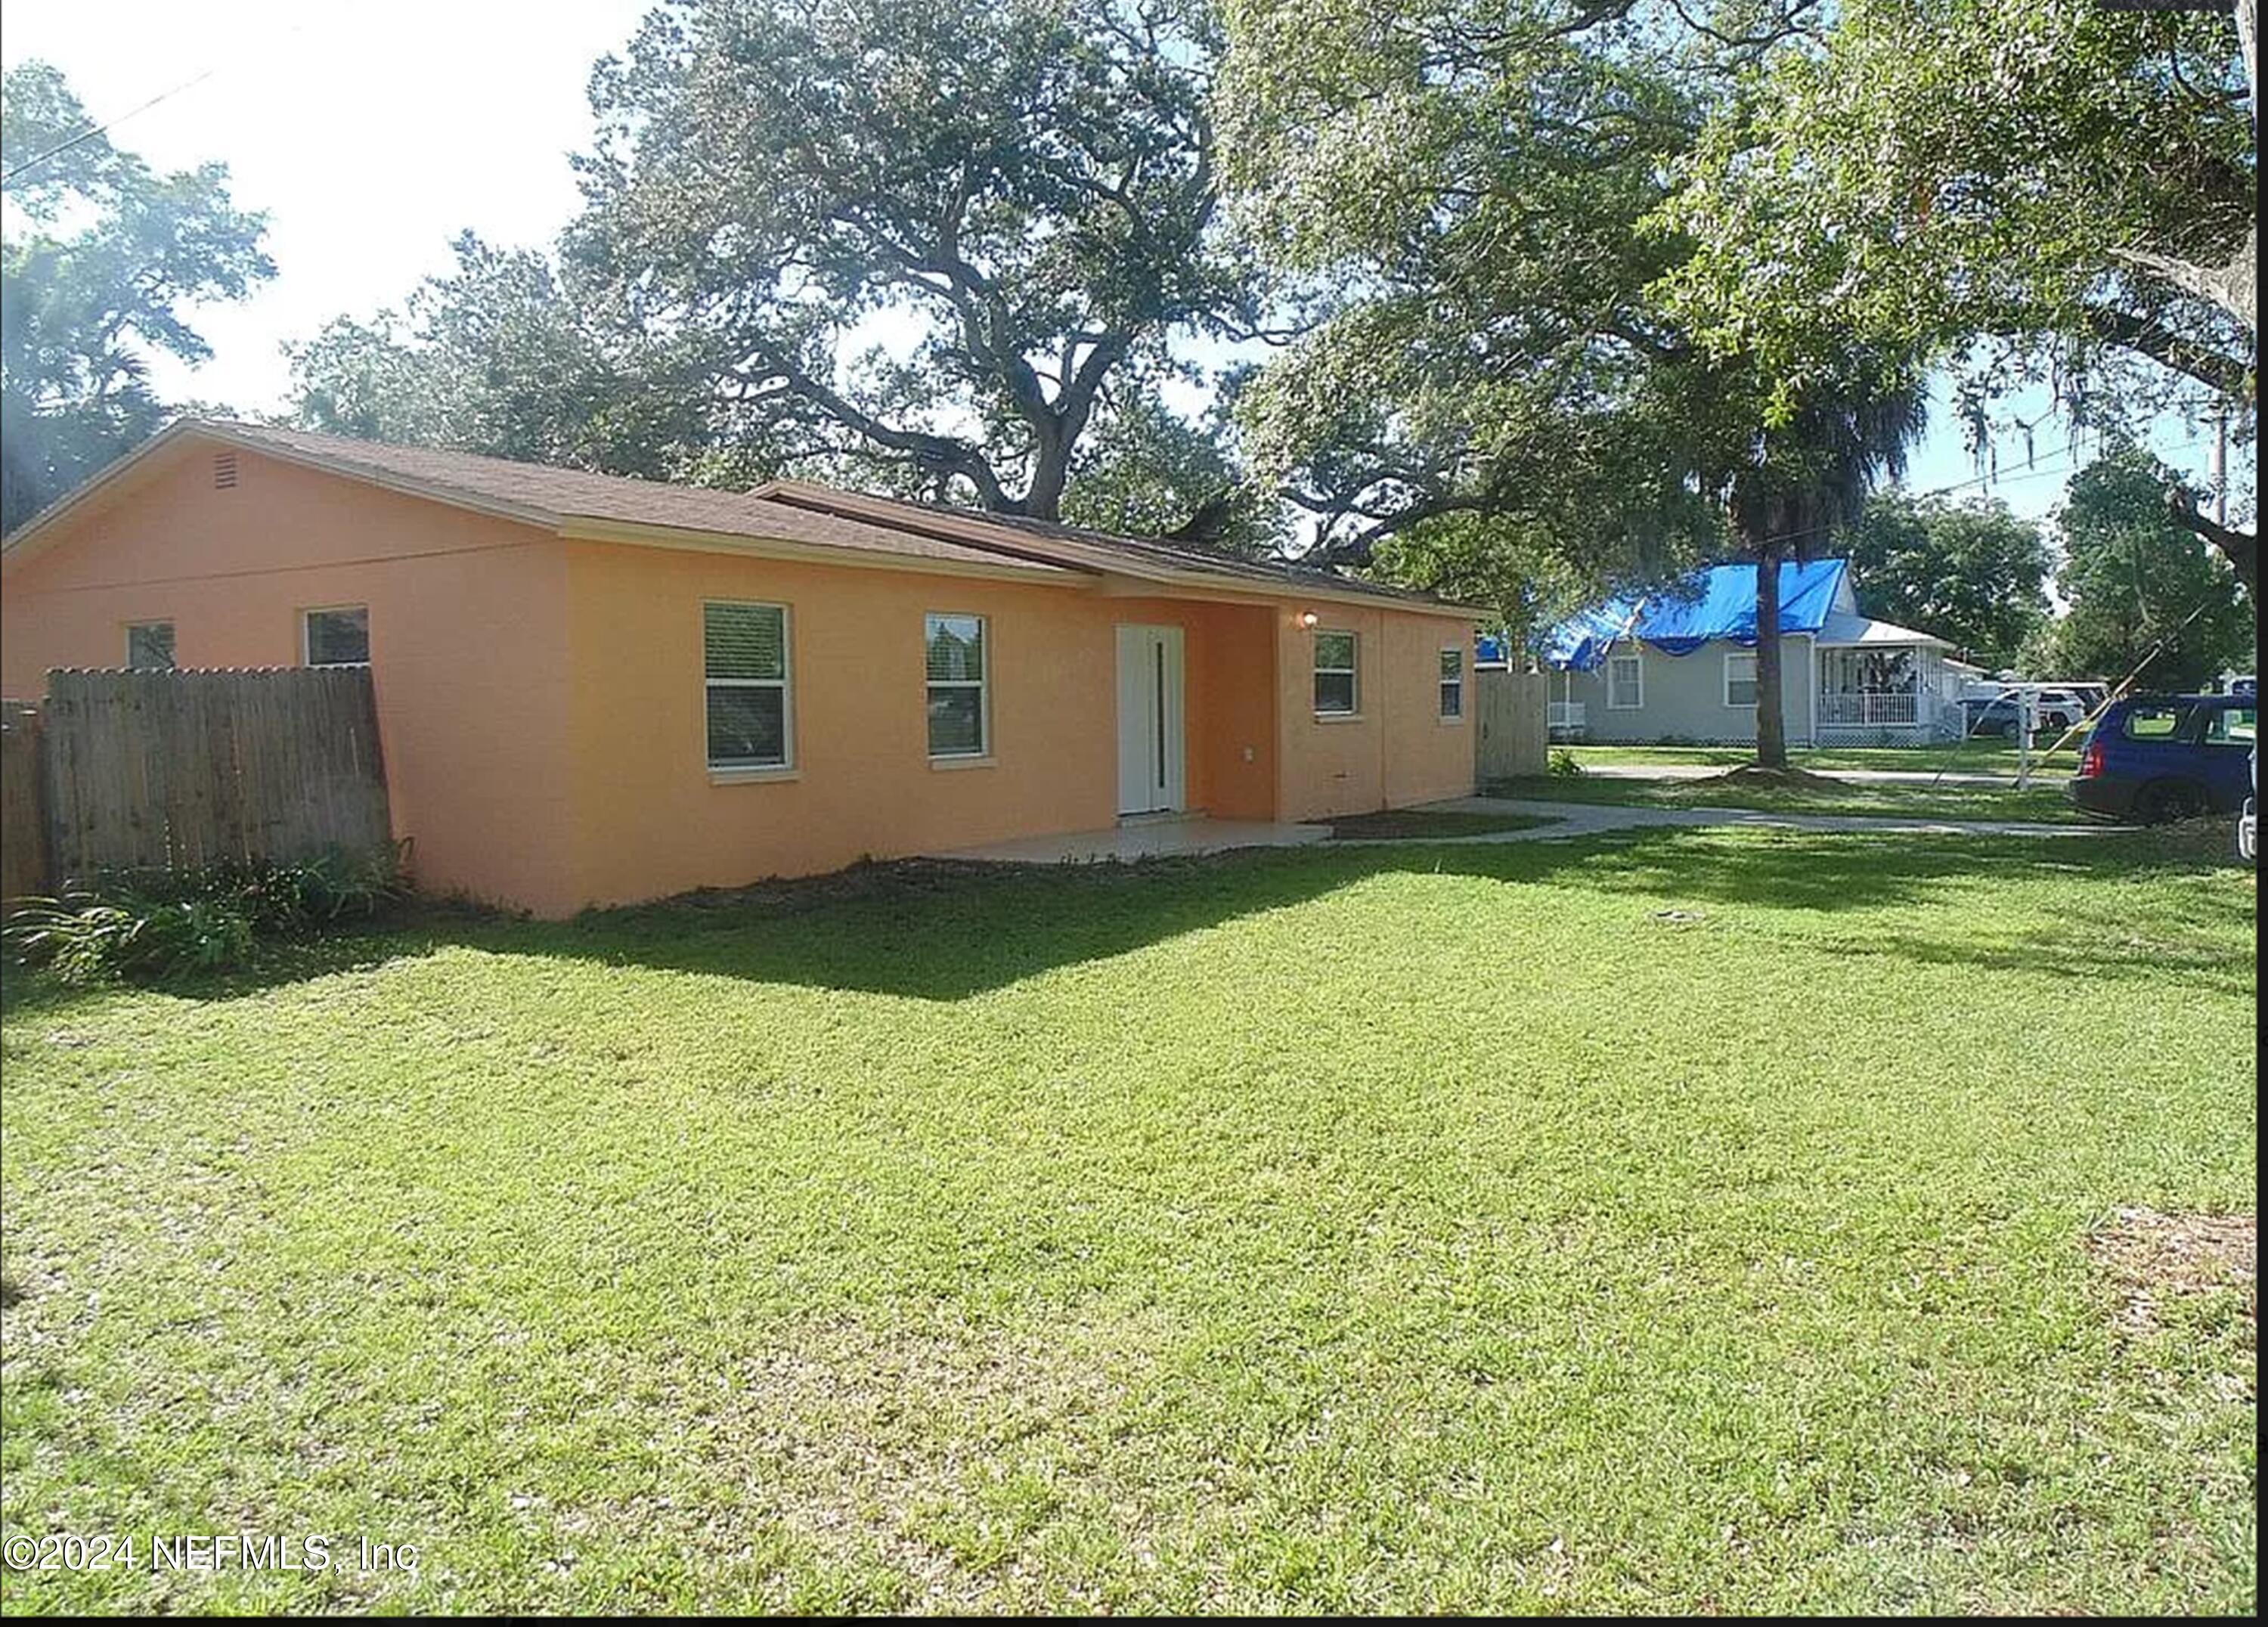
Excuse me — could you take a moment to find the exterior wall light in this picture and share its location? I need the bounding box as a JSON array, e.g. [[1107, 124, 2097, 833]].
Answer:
[[1299, 610, 1319, 628]]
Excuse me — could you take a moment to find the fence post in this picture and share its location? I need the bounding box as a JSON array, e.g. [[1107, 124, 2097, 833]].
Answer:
[[1, 700, 53, 903]]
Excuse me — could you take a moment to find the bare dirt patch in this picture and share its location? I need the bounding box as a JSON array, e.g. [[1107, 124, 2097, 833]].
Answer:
[[1706, 764, 1849, 792], [2086, 1208, 2256, 1337]]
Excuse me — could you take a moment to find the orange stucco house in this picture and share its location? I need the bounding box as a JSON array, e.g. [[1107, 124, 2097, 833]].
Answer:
[[1, 421, 1483, 916]]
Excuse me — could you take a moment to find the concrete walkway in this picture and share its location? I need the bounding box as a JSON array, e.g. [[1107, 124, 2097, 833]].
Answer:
[[933, 815, 1328, 864], [1394, 795, 2112, 842], [1576, 761, 2053, 789], [930, 798, 2110, 866]]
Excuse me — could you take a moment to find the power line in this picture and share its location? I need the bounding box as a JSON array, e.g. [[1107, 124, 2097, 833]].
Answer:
[[1749, 428, 2220, 553], [1, 64, 223, 189]]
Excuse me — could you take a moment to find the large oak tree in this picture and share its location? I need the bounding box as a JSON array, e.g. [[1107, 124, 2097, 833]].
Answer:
[[294, 0, 1262, 535], [2, 62, 273, 534]]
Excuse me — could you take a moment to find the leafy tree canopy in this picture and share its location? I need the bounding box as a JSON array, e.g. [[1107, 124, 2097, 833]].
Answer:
[[2030, 448, 2254, 690], [1659, 0, 2256, 558], [287, 234, 733, 485], [1841, 491, 2052, 668], [293, 0, 1262, 541], [1, 61, 273, 533], [1220, 0, 1729, 594]]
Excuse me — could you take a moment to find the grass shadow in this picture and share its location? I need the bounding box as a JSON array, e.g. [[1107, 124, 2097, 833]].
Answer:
[[5, 825, 2245, 1009]]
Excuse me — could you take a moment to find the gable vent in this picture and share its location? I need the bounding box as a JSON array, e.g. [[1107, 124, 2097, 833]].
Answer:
[[212, 451, 239, 490]]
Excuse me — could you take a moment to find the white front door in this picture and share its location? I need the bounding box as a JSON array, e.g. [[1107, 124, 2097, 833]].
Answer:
[[1116, 624, 1186, 816]]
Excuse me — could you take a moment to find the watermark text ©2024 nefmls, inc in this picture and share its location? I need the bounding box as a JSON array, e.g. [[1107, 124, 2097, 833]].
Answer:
[[2, 1530, 419, 1578]]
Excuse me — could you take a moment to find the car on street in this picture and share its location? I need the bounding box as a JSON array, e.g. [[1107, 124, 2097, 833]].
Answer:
[[1964, 686, 2090, 737], [2069, 693, 2260, 823]]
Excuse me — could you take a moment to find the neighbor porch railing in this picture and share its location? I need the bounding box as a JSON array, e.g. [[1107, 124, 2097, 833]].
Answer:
[[1819, 692, 1920, 727], [1548, 700, 1588, 737]]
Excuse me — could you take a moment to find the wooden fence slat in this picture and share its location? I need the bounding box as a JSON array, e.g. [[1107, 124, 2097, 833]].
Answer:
[[0, 702, 49, 904], [8, 667, 392, 893], [1475, 668, 1551, 783]]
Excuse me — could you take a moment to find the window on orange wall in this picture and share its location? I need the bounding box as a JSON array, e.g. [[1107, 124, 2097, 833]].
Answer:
[[1314, 630, 1358, 715], [925, 612, 988, 758], [1439, 647, 1464, 719], [124, 621, 176, 670], [302, 606, 370, 666], [704, 601, 792, 769]]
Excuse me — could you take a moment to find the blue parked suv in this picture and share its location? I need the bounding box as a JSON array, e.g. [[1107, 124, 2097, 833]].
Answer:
[[2069, 693, 2260, 822]]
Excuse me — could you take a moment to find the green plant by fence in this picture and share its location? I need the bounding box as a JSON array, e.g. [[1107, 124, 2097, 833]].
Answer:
[[2, 668, 392, 899]]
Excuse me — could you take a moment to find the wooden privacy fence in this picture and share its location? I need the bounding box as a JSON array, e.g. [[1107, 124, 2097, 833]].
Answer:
[[1, 702, 46, 903], [2, 667, 391, 899], [1475, 668, 1550, 783]]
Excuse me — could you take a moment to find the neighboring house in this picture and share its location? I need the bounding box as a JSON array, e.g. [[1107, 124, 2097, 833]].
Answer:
[[1538, 559, 1957, 747], [0, 421, 1481, 916]]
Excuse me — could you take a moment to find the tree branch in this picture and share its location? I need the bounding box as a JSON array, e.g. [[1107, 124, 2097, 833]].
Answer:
[[2167, 484, 2258, 593], [2084, 303, 2254, 399]]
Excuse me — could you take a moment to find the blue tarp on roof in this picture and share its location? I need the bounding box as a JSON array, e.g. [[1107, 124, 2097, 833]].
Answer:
[[1538, 559, 1849, 671]]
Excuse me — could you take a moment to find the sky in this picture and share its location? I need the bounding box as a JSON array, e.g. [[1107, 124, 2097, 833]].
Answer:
[[4, 0, 2252, 537]]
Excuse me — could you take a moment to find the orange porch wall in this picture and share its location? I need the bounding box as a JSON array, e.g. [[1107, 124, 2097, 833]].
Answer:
[[558, 543, 1287, 910], [1273, 606, 1477, 820]]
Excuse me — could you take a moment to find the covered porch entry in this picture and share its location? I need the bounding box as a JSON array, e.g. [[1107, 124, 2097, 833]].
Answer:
[[1814, 614, 1957, 744], [1102, 600, 1282, 825]]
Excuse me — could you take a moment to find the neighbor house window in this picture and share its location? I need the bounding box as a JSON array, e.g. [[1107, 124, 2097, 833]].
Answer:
[[124, 621, 176, 671], [302, 606, 370, 666], [925, 612, 987, 758], [1606, 653, 1644, 709], [1439, 647, 1465, 720], [1724, 650, 1758, 708], [1314, 631, 1359, 715], [705, 601, 792, 770]]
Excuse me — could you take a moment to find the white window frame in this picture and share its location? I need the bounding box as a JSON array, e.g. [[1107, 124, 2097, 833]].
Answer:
[[301, 605, 370, 667], [1313, 629, 1360, 717], [704, 600, 795, 774], [123, 620, 176, 670], [924, 611, 990, 761], [1606, 652, 1644, 710], [1439, 646, 1465, 721], [1723, 649, 1758, 708]]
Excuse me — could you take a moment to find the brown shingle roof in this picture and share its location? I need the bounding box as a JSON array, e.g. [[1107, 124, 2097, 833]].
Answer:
[[8, 419, 1481, 615], [206, 423, 1076, 578], [754, 480, 1473, 609]]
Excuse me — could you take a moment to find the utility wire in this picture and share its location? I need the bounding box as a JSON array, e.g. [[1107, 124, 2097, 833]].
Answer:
[[2, 64, 223, 189], [1746, 427, 2223, 554]]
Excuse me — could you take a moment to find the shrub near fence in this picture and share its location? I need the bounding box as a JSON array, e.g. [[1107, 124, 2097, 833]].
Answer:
[[11, 667, 392, 896]]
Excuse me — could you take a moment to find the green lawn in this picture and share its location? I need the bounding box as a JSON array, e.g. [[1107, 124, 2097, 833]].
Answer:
[[1566, 742, 2082, 776], [1496, 768, 2088, 823], [2, 828, 2255, 1613]]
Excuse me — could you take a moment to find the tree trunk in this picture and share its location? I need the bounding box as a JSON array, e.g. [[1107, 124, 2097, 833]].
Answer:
[[1016, 429, 1071, 520], [1753, 541, 1788, 770]]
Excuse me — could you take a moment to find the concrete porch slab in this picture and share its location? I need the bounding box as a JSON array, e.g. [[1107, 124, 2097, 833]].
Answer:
[[929, 815, 1331, 865]]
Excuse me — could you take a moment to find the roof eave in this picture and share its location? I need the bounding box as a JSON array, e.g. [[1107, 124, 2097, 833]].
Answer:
[[556, 516, 1089, 584], [757, 479, 1486, 618]]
